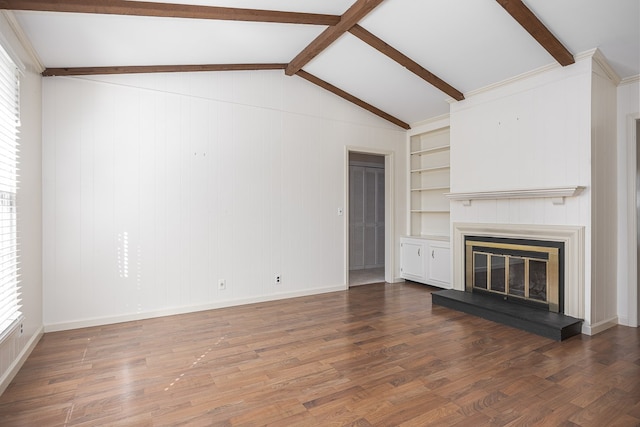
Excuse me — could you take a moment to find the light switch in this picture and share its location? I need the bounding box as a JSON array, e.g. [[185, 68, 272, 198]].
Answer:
[[337, 208, 343, 216]]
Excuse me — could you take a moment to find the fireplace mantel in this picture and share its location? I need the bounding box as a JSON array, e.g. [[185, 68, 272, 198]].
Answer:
[[446, 186, 585, 206]]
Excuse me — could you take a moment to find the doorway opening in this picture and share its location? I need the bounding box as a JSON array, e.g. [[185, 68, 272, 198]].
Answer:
[[348, 152, 385, 286]]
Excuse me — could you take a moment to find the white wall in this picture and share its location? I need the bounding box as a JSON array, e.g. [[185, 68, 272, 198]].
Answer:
[[42, 71, 406, 331], [0, 14, 43, 393], [617, 78, 640, 326], [449, 53, 620, 333], [590, 59, 619, 332]]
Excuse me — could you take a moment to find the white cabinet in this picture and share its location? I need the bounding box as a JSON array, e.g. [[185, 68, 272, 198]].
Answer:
[[400, 238, 425, 281], [400, 236, 451, 288], [426, 240, 451, 288]]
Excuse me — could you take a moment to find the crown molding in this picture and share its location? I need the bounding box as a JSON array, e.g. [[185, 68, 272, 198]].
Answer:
[[1, 10, 44, 73], [459, 48, 626, 101], [463, 62, 560, 99], [580, 48, 621, 85], [620, 74, 640, 86]]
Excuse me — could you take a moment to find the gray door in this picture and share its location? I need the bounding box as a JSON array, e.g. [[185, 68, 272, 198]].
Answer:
[[350, 165, 384, 270]]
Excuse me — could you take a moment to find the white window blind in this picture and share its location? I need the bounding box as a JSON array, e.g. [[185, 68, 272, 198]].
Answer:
[[0, 42, 21, 340]]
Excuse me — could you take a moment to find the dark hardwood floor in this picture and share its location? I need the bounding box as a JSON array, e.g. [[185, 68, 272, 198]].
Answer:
[[0, 282, 639, 426]]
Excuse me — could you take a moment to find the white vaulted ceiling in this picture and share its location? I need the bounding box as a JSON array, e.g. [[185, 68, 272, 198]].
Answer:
[[6, 0, 640, 127]]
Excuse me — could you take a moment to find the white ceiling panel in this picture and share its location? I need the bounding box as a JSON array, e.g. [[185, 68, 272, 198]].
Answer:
[[359, 0, 557, 93], [305, 33, 450, 124], [6, 0, 640, 127], [524, 0, 640, 79], [13, 11, 326, 67]]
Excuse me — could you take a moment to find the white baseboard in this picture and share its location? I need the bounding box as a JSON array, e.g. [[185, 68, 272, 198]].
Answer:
[[582, 316, 619, 335], [617, 316, 639, 328], [0, 326, 44, 395], [44, 285, 347, 332]]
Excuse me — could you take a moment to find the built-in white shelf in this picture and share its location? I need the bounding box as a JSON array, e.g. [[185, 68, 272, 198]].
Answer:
[[410, 145, 449, 156], [410, 165, 450, 174], [446, 186, 586, 206], [411, 209, 450, 213], [409, 126, 451, 239], [411, 186, 450, 192]]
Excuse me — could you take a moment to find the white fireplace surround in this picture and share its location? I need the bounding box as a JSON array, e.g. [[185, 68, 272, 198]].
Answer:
[[452, 223, 586, 319]]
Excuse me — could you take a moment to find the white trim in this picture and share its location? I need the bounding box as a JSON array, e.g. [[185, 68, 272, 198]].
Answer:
[[583, 316, 619, 336], [464, 62, 559, 99], [345, 146, 395, 286], [446, 186, 585, 206], [581, 48, 621, 86], [45, 285, 346, 332], [0, 326, 43, 395], [0, 12, 28, 73], [1, 11, 44, 72], [452, 223, 585, 320], [620, 75, 640, 86], [458, 49, 614, 100]]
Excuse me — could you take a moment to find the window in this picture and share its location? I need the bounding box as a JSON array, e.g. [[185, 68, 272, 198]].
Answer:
[[0, 42, 20, 340]]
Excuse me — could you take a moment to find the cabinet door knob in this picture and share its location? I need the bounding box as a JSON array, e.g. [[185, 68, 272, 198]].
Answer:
[[418, 248, 420, 256], [432, 250, 435, 259]]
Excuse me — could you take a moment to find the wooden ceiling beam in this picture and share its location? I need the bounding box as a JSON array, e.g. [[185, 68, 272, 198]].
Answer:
[[285, 0, 385, 76], [349, 25, 464, 101], [42, 63, 288, 76], [496, 0, 574, 66], [0, 0, 341, 25], [296, 69, 409, 130]]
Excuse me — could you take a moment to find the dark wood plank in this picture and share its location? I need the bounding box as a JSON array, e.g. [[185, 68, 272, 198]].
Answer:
[[349, 24, 465, 101], [0, 283, 638, 426], [0, 0, 340, 25], [496, 0, 574, 66], [296, 69, 410, 130], [285, 0, 385, 76], [42, 63, 288, 77]]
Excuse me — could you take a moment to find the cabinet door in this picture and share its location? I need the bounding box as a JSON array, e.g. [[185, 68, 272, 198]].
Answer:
[[427, 241, 451, 287], [400, 240, 425, 280]]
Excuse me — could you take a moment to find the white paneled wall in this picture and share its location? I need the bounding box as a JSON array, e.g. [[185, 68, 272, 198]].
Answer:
[[450, 53, 620, 333], [449, 57, 593, 242], [450, 59, 592, 193], [42, 71, 405, 330], [616, 79, 640, 326], [590, 60, 620, 332]]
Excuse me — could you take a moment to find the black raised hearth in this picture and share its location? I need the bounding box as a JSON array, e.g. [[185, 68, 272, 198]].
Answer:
[[432, 289, 582, 341]]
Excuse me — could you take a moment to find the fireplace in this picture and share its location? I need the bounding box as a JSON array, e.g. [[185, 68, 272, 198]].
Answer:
[[431, 223, 585, 340], [465, 236, 563, 313]]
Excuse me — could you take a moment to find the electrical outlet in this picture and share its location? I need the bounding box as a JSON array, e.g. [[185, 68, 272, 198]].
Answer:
[[275, 275, 281, 284], [218, 279, 226, 290]]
